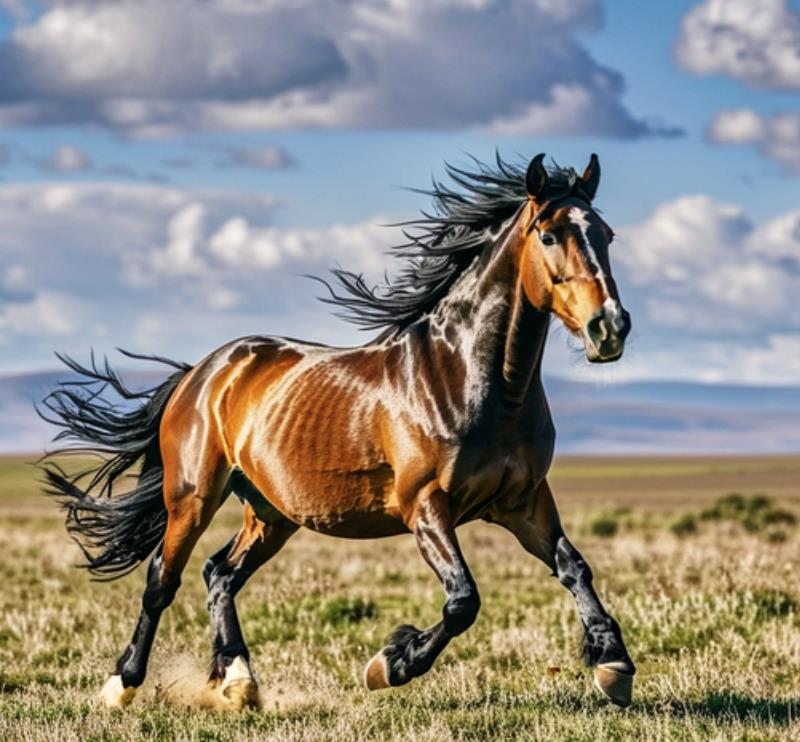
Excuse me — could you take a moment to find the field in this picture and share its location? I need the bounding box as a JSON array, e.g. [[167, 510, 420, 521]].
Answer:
[[2, 455, 800, 741]]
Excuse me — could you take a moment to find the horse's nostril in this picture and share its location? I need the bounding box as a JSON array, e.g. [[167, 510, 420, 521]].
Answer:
[[587, 314, 604, 338]]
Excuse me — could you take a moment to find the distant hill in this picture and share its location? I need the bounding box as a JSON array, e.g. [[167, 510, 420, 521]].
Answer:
[[2, 368, 799, 455]]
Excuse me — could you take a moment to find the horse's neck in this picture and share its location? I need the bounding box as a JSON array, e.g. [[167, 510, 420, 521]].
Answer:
[[422, 212, 547, 429], [502, 282, 550, 412]]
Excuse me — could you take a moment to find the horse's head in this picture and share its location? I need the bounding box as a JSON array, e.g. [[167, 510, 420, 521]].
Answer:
[[519, 153, 630, 363]]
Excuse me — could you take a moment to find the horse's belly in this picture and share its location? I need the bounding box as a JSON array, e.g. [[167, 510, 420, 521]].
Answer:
[[288, 466, 407, 536]]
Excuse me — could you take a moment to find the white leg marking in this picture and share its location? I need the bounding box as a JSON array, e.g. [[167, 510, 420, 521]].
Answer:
[[220, 656, 259, 710], [98, 674, 137, 709]]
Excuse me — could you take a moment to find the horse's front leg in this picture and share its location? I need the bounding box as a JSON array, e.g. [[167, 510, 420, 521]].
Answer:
[[486, 478, 635, 707], [365, 484, 480, 690]]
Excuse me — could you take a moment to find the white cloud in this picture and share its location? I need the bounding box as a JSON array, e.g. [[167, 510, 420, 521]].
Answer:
[[747, 209, 800, 265], [43, 143, 93, 172], [0, 290, 84, 337], [617, 195, 800, 336], [208, 217, 389, 274], [677, 0, 800, 89], [0, 180, 397, 366], [0, 0, 673, 138], [709, 109, 800, 174], [137, 203, 208, 281]]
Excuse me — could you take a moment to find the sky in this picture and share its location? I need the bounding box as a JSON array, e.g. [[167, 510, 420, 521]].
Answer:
[[0, 0, 799, 385]]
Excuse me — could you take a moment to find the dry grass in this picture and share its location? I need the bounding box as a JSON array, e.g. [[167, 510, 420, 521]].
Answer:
[[1, 455, 800, 740]]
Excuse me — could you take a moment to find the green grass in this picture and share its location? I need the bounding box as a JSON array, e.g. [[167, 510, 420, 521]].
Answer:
[[1, 456, 800, 740]]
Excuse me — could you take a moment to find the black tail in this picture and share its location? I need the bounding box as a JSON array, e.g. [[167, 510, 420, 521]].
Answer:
[[38, 350, 192, 580]]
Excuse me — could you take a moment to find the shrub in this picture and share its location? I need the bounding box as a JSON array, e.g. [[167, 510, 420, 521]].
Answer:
[[319, 596, 378, 626], [590, 516, 618, 538], [670, 513, 697, 538], [697, 493, 797, 540]]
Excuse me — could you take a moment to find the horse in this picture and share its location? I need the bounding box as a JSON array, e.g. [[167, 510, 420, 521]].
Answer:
[[40, 152, 635, 711]]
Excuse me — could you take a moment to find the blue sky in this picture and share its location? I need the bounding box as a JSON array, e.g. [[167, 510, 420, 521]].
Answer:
[[0, 0, 799, 384]]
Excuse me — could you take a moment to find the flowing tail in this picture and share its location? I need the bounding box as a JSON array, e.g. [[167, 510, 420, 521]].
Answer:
[[38, 350, 192, 580]]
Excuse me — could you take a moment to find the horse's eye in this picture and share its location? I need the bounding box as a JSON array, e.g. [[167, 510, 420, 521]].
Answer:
[[540, 232, 556, 246]]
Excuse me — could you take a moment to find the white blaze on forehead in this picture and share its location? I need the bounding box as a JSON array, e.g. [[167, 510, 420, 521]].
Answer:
[[568, 206, 609, 294]]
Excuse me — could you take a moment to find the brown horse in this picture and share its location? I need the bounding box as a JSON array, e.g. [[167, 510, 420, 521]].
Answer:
[[41, 152, 635, 711]]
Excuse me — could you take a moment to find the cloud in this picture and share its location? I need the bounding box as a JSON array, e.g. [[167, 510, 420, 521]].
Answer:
[[709, 109, 800, 174], [677, 0, 800, 89], [0, 180, 395, 367], [617, 195, 800, 337], [0, 0, 26, 21], [216, 145, 297, 170], [40, 143, 93, 172], [1, 176, 800, 385], [0, 0, 674, 138], [0, 290, 84, 337], [0, 143, 8, 166], [207, 217, 388, 273]]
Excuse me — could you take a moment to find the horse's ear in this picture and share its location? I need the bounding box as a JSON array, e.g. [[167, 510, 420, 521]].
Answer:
[[526, 153, 549, 199], [579, 153, 600, 201]]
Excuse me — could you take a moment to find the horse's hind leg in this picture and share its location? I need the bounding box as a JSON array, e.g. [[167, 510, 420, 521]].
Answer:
[[486, 478, 635, 707], [365, 485, 480, 690], [202, 505, 297, 710], [99, 450, 228, 709]]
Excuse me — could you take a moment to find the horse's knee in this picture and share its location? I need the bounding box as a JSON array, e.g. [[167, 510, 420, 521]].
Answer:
[[202, 556, 217, 588], [555, 536, 593, 589], [443, 587, 480, 636], [141, 577, 180, 614]]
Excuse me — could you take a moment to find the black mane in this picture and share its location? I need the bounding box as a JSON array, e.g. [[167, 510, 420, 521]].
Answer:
[[319, 153, 580, 336]]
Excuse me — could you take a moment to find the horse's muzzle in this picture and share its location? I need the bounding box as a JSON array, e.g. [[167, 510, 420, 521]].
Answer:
[[585, 304, 630, 363]]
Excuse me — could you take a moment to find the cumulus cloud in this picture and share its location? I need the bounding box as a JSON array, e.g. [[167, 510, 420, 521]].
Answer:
[[0, 0, 674, 138], [0, 180, 396, 366], [216, 145, 297, 170], [709, 109, 800, 174], [677, 0, 800, 89], [0, 290, 84, 337], [207, 217, 388, 273], [617, 195, 800, 336]]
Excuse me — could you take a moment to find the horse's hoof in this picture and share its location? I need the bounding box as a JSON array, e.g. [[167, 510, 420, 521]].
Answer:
[[220, 656, 259, 710], [364, 650, 391, 691], [98, 674, 136, 709], [594, 661, 634, 708]]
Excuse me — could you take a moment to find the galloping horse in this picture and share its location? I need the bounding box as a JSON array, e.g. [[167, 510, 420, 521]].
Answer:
[[42, 153, 636, 710]]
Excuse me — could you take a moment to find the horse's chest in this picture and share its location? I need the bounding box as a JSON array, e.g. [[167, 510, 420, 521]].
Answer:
[[449, 445, 550, 523]]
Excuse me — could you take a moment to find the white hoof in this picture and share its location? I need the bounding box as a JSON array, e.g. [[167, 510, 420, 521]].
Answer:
[[220, 656, 259, 710], [99, 674, 137, 709]]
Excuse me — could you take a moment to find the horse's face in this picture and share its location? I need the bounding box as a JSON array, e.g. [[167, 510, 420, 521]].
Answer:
[[521, 154, 630, 363]]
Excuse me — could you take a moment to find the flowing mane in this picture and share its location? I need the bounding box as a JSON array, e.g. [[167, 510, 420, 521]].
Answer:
[[319, 153, 581, 335]]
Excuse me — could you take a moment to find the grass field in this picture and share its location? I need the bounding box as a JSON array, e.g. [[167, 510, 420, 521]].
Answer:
[[2, 454, 800, 741]]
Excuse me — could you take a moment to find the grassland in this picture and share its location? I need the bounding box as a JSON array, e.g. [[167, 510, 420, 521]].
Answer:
[[1, 454, 800, 741]]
